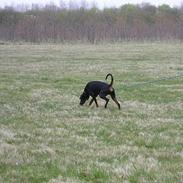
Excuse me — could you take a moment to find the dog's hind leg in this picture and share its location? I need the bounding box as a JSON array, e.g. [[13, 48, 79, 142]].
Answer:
[[111, 96, 120, 109], [99, 92, 109, 108], [111, 92, 121, 109]]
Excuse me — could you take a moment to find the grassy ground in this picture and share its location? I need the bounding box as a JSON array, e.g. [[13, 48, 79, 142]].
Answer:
[[0, 42, 183, 183]]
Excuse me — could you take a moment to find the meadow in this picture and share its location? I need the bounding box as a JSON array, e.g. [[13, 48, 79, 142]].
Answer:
[[0, 42, 183, 183]]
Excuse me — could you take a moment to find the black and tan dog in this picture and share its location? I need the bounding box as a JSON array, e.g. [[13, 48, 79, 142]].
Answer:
[[79, 73, 120, 109]]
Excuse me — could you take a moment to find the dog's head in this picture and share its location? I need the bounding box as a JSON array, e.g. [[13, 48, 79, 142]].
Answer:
[[79, 91, 89, 105]]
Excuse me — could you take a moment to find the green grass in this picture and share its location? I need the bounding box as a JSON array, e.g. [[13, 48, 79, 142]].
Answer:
[[0, 42, 183, 183]]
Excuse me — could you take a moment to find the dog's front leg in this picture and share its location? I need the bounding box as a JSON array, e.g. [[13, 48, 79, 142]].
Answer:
[[94, 98, 99, 107], [89, 98, 94, 106], [89, 98, 98, 107]]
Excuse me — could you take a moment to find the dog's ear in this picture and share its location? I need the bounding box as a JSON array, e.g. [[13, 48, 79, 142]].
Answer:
[[86, 94, 89, 100], [83, 91, 89, 100]]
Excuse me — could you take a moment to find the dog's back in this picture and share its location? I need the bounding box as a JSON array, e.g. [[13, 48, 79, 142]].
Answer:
[[85, 81, 109, 96]]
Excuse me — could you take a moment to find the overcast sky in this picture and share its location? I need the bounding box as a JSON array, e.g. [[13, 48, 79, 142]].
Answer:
[[0, 0, 182, 8]]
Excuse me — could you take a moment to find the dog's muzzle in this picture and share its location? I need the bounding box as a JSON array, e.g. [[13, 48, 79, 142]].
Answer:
[[80, 101, 84, 105]]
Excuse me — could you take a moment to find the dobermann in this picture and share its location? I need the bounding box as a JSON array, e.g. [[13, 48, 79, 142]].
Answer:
[[79, 73, 120, 109]]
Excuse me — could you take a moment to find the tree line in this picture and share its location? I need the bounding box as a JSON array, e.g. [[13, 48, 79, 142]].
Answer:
[[0, 2, 183, 43]]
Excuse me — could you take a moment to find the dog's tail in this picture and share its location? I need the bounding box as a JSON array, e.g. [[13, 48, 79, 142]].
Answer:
[[105, 73, 113, 86]]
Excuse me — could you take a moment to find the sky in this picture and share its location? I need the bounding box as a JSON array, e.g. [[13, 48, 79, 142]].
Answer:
[[0, 0, 182, 9]]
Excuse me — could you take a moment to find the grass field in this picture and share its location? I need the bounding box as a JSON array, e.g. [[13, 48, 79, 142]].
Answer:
[[0, 42, 183, 183]]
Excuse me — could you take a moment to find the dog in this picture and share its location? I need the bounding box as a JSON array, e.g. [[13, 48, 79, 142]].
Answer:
[[79, 73, 120, 109]]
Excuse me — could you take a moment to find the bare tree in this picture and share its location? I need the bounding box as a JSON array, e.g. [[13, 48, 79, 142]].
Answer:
[[0, 1, 183, 43]]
